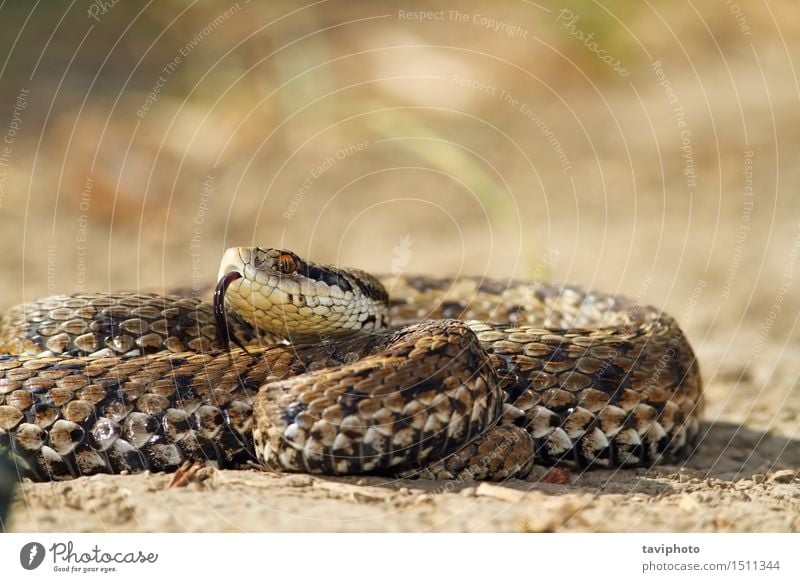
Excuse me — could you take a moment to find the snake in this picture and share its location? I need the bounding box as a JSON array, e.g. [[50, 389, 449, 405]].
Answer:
[[0, 247, 703, 482]]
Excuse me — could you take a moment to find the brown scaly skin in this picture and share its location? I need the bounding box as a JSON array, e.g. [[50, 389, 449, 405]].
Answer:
[[252, 319, 504, 475], [0, 249, 703, 482]]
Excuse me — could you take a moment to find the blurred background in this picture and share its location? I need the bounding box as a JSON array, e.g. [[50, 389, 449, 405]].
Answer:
[[0, 1, 798, 422]]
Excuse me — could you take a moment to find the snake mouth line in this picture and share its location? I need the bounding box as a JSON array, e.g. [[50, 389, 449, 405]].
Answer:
[[214, 270, 251, 355]]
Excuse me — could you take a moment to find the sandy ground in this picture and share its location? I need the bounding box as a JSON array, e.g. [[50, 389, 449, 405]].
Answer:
[[5, 340, 799, 533]]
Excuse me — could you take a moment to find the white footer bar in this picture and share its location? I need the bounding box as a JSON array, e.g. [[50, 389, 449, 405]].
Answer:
[[1, 533, 797, 581]]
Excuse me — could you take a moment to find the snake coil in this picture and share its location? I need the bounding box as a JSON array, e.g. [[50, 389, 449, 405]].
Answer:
[[0, 247, 702, 481]]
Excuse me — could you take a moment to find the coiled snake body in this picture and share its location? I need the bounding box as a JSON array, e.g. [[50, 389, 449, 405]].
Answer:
[[0, 248, 702, 482]]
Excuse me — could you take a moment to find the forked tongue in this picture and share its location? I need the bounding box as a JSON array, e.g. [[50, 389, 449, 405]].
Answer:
[[213, 270, 251, 355]]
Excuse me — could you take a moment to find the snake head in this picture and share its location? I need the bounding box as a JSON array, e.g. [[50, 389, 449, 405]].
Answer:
[[216, 247, 389, 343]]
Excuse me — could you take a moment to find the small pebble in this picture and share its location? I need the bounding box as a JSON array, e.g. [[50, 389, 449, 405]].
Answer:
[[673, 468, 704, 483], [678, 493, 700, 512], [349, 491, 378, 504], [460, 487, 477, 498], [284, 475, 313, 488], [769, 469, 798, 484]]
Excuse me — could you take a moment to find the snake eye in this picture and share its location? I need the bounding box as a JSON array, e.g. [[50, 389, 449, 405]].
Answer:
[[276, 253, 298, 275]]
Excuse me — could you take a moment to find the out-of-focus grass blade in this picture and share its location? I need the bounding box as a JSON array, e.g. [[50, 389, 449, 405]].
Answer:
[[364, 109, 513, 222]]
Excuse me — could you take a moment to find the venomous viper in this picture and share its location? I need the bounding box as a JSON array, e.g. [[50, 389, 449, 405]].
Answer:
[[0, 247, 702, 482]]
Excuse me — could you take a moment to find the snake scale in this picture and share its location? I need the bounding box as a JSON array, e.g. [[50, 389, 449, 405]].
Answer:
[[0, 247, 702, 482]]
